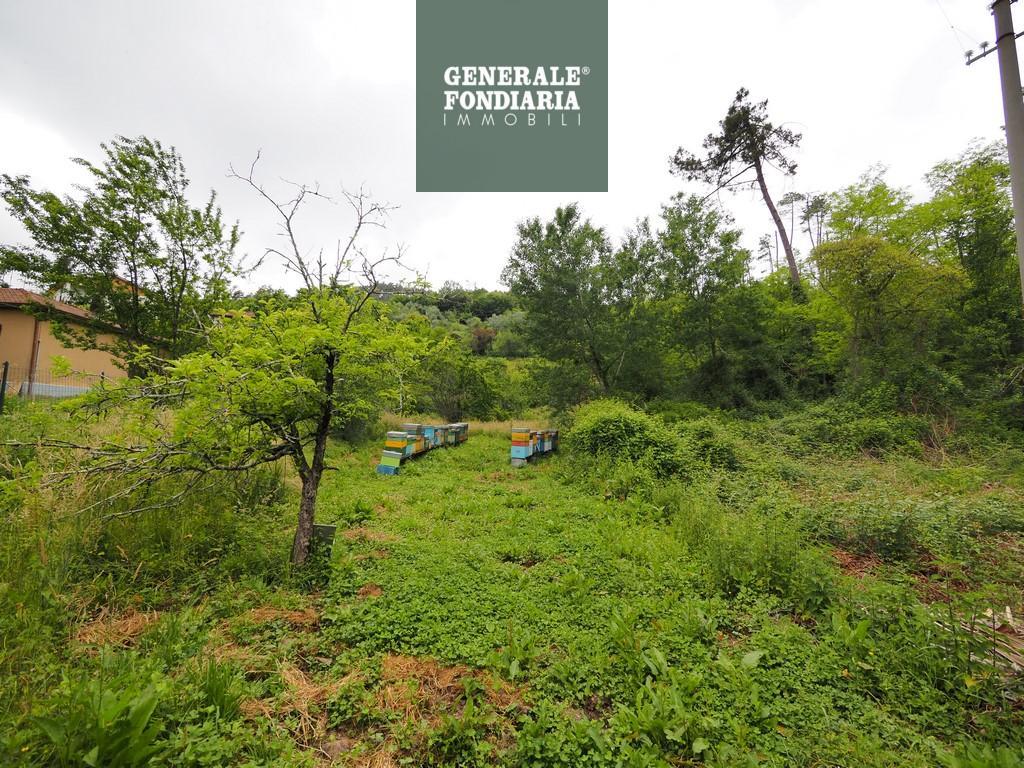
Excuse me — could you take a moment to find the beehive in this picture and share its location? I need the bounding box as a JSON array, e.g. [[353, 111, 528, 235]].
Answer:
[[511, 425, 532, 461], [511, 425, 559, 466], [376, 422, 469, 476], [379, 450, 403, 469], [448, 423, 469, 444]]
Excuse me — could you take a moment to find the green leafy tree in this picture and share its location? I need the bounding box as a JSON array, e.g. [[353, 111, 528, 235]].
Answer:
[[468, 289, 514, 320], [1, 136, 240, 370], [488, 309, 530, 358], [920, 143, 1024, 379], [658, 195, 748, 361], [378, 324, 430, 417], [502, 205, 659, 396], [813, 235, 963, 399], [423, 340, 498, 421], [436, 281, 472, 316], [760, 272, 847, 398], [827, 167, 915, 245], [658, 195, 781, 403], [671, 88, 804, 294]]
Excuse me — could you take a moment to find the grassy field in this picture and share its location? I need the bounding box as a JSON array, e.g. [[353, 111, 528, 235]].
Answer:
[[2, 407, 1023, 766]]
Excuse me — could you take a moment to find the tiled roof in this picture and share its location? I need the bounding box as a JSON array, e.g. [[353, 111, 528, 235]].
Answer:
[[0, 287, 95, 321]]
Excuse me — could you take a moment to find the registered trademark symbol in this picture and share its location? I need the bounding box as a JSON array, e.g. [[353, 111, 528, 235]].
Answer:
[[582, 67, 590, 76]]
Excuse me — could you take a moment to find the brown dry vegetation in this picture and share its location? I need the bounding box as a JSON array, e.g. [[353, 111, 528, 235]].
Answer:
[[356, 583, 383, 599], [830, 548, 882, 578], [341, 527, 397, 543], [245, 606, 320, 628], [74, 608, 161, 648], [375, 654, 523, 722]]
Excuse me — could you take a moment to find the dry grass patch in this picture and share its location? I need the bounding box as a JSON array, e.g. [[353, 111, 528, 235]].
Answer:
[[376, 654, 524, 725], [204, 606, 321, 673], [357, 583, 383, 599], [831, 548, 882, 578], [279, 662, 346, 741], [74, 608, 161, 648], [246, 606, 320, 628], [204, 621, 276, 673], [342, 527, 397, 543], [352, 746, 399, 768], [239, 696, 276, 720], [241, 662, 358, 745]]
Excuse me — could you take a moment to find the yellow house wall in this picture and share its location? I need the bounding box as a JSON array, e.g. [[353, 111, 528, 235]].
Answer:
[[35, 320, 125, 378], [0, 308, 126, 387], [0, 308, 36, 369]]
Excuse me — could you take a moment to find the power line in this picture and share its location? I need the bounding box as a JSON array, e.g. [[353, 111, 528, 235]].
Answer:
[[933, 0, 970, 52], [932, 0, 989, 61]]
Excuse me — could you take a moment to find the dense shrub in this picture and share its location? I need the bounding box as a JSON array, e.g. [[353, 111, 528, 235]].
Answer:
[[752, 399, 931, 457], [563, 400, 686, 478], [645, 399, 715, 424], [677, 418, 743, 471], [532, 360, 604, 412]]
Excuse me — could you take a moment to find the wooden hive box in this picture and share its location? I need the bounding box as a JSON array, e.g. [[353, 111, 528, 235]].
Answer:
[[385, 431, 408, 452], [379, 450, 403, 468]]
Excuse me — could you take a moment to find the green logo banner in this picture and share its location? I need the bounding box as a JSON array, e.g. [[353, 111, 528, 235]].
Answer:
[[416, 0, 608, 192]]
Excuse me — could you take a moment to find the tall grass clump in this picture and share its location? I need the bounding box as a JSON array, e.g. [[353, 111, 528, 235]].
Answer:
[[0, 402, 296, 762], [654, 481, 836, 613]]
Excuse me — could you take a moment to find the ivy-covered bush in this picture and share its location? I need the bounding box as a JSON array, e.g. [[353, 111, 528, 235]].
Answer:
[[563, 399, 686, 478]]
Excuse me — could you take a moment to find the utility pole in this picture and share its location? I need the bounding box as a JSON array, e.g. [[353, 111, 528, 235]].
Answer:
[[968, 0, 1024, 305]]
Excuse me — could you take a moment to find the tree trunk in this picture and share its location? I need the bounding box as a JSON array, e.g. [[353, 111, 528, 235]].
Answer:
[[290, 350, 337, 566], [292, 469, 320, 565], [753, 159, 803, 296], [588, 343, 610, 393]]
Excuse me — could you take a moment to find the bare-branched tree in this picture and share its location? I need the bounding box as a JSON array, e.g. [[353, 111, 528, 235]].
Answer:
[[10, 154, 416, 566]]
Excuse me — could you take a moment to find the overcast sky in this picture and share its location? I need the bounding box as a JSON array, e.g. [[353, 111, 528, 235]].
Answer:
[[0, 0, 1012, 292]]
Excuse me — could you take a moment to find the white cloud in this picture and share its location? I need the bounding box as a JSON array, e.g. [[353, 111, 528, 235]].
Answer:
[[0, 0, 1010, 291]]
